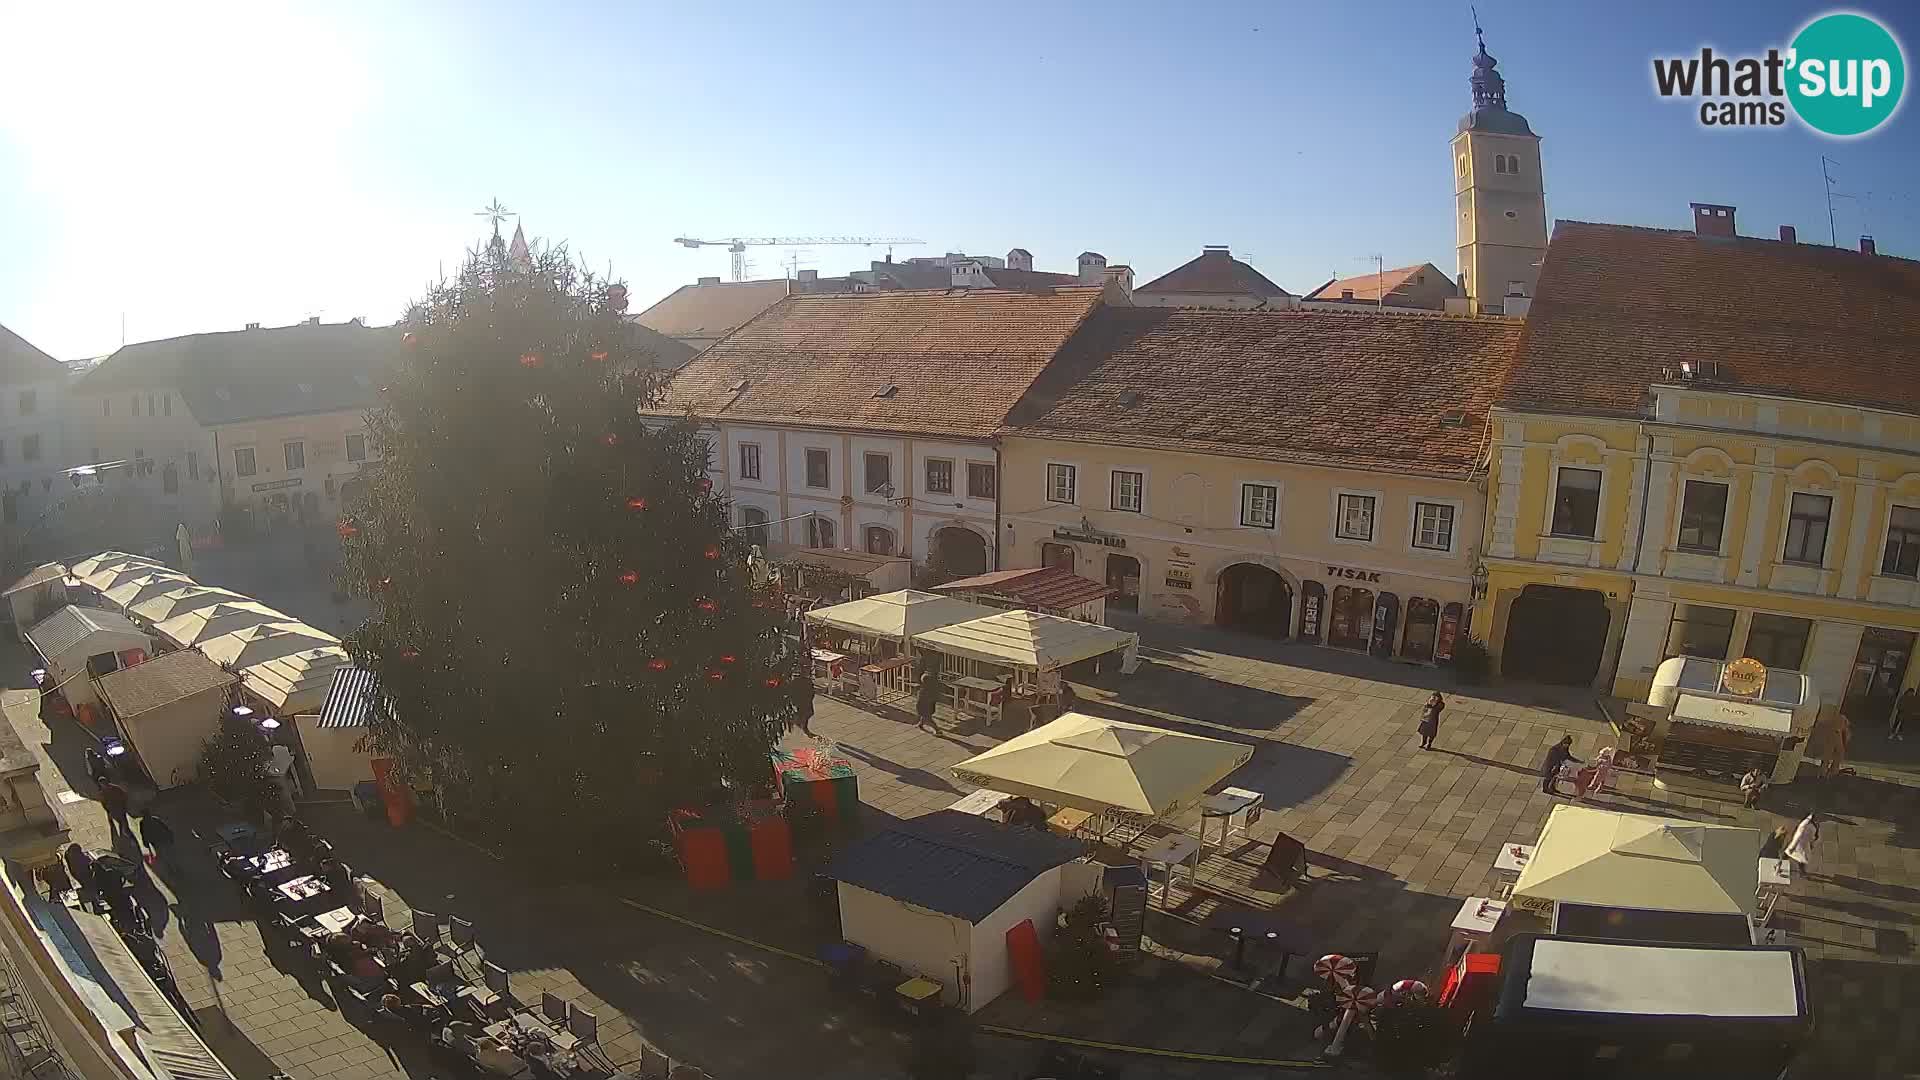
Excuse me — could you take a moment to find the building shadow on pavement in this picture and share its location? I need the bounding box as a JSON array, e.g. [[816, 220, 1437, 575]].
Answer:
[[1081, 661, 1311, 734]]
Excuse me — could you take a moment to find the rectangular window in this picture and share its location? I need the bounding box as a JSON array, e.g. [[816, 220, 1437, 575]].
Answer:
[[737, 442, 761, 480], [20, 435, 38, 462], [162, 393, 171, 417], [284, 441, 305, 471], [804, 448, 830, 489], [967, 462, 997, 499], [0, 440, 6, 465], [1110, 470, 1143, 513], [1240, 483, 1278, 529], [1336, 493, 1376, 541], [16, 390, 34, 415], [1412, 501, 1456, 551], [345, 433, 367, 463], [1881, 506, 1920, 579], [1783, 492, 1832, 565], [1, 493, 14, 525], [1676, 480, 1729, 553], [102, 399, 109, 417], [234, 447, 257, 477], [162, 465, 178, 494], [145, 393, 155, 416], [925, 458, 953, 495], [1046, 463, 1077, 504], [1746, 613, 1814, 671], [1550, 467, 1603, 538], [1665, 604, 1736, 661], [187, 450, 198, 481], [864, 452, 892, 494]]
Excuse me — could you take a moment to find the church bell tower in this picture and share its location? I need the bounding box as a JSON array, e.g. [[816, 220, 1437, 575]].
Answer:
[[1451, 28, 1548, 314]]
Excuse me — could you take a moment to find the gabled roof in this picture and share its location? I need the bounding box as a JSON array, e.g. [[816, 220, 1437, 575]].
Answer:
[[828, 809, 1083, 922], [75, 321, 399, 426], [26, 605, 147, 661], [1504, 221, 1920, 419], [96, 650, 236, 718], [1136, 249, 1290, 298], [2, 563, 66, 597], [651, 286, 1108, 440], [1006, 306, 1521, 478], [931, 565, 1113, 609], [634, 279, 790, 340], [1304, 263, 1455, 305], [618, 319, 700, 369], [0, 323, 64, 383]]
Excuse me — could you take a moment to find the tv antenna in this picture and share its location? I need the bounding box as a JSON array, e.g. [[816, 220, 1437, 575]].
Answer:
[[1821, 156, 1854, 247]]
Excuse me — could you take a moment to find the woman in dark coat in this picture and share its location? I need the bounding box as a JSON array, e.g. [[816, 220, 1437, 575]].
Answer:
[[1418, 692, 1444, 751], [791, 667, 816, 737]]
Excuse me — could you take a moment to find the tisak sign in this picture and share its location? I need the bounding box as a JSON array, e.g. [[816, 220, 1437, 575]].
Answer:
[[1721, 657, 1767, 697]]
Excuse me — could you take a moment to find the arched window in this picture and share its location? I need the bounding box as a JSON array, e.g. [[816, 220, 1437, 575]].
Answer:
[[864, 525, 895, 556], [806, 513, 836, 549], [740, 506, 770, 548], [1493, 155, 1508, 174]]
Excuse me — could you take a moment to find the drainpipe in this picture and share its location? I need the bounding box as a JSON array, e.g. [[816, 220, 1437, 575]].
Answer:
[[1600, 421, 1655, 693], [993, 443, 1003, 571]]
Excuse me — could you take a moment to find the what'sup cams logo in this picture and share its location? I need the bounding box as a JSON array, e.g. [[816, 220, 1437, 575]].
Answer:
[[1653, 11, 1906, 136]]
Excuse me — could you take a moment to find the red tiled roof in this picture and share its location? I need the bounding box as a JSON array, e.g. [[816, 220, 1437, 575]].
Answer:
[[635, 279, 790, 339], [650, 287, 1109, 440], [1005, 307, 1522, 478], [1136, 249, 1290, 298], [931, 565, 1113, 608], [1304, 263, 1449, 304], [1505, 222, 1920, 418]]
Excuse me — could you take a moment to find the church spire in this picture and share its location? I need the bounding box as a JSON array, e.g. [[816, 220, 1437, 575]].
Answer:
[[1469, 10, 1508, 111]]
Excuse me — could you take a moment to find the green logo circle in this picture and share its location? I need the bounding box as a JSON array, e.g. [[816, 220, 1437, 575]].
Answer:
[[1787, 12, 1906, 137]]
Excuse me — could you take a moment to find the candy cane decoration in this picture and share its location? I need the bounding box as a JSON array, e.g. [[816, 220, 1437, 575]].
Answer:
[[1313, 953, 1356, 987], [1324, 984, 1378, 1058], [1386, 978, 1430, 1006]]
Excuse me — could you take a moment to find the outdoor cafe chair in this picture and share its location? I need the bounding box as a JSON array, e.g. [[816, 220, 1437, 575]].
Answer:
[[567, 1005, 607, 1066], [637, 1045, 671, 1080], [539, 994, 581, 1052], [410, 909, 445, 942], [451, 916, 478, 952]]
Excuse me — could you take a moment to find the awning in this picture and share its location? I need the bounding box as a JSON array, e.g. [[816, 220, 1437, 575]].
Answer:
[[950, 711, 1252, 818], [911, 609, 1139, 673], [1672, 693, 1793, 736], [79, 560, 174, 594], [931, 565, 1113, 610], [804, 589, 1000, 643], [69, 551, 151, 580], [1512, 805, 1761, 917]]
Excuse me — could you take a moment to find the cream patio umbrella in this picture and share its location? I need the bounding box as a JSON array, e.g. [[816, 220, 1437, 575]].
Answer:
[[1512, 805, 1762, 918], [950, 711, 1253, 819], [804, 589, 1001, 647], [154, 600, 288, 648], [80, 559, 174, 594], [130, 584, 252, 624], [911, 608, 1141, 675], [200, 621, 339, 670], [70, 551, 152, 579], [101, 572, 198, 614], [241, 645, 353, 715]]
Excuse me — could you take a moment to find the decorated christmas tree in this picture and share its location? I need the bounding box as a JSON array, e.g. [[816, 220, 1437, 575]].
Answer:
[[338, 231, 795, 863]]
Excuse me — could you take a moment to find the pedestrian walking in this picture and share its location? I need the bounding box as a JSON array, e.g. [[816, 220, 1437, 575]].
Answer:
[[84, 746, 112, 789], [1759, 823, 1791, 860], [915, 670, 942, 733], [138, 812, 178, 876], [98, 780, 132, 840], [1738, 767, 1768, 809], [1417, 692, 1444, 751], [63, 843, 97, 911], [1890, 688, 1916, 741], [1784, 813, 1820, 878], [1540, 736, 1581, 796], [790, 666, 816, 738]]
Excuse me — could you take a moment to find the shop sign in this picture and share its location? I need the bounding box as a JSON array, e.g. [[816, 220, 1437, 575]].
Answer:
[[1165, 568, 1193, 590], [1512, 894, 1554, 917], [1301, 591, 1322, 639], [1053, 527, 1126, 549], [1721, 657, 1767, 697], [251, 478, 303, 492], [1325, 564, 1382, 583], [1435, 607, 1461, 662]]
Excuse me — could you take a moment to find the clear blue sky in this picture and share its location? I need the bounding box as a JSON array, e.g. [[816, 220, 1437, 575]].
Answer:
[[3, 0, 1915, 359]]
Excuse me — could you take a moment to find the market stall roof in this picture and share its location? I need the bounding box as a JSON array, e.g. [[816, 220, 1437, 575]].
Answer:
[[911, 609, 1137, 671], [1497, 936, 1807, 1023], [200, 621, 339, 670], [2, 562, 66, 597], [154, 601, 288, 648], [316, 665, 379, 728], [69, 551, 151, 579], [828, 809, 1084, 922], [1513, 805, 1761, 917], [102, 572, 198, 613], [80, 559, 175, 594], [96, 649, 237, 718], [242, 645, 352, 712], [1671, 693, 1794, 736], [951, 711, 1253, 818], [26, 605, 149, 663], [804, 589, 999, 643], [129, 584, 252, 624], [931, 565, 1113, 610]]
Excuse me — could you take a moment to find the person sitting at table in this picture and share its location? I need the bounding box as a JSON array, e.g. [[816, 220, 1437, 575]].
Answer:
[[383, 933, 436, 985], [348, 915, 402, 950], [998, 796, 1048, 831], [278, 815, 313, 853], [446, 1022, 527, 1077], [378, 992, 447, 1032], [323, 931, 386, 981], [317, 856, 354, 897]]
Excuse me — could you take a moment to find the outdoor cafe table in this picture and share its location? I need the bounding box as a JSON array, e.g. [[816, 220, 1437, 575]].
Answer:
[[277, 875, 330, 903], [311, 906, 357, 935], [947, 788, 1010, 816], [1140, 833, 1203, 907], [245, 848, 296, 875], [810, 649, 847, 681], [947, 675, 1003, 721], [1198, 787, 1263, 851], [1493, 841, 1535, 898]]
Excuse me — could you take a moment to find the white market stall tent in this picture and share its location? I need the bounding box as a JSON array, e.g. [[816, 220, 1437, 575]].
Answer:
[[951, 711, 1252, 820], [96, 649, 239, 789], [242, 645, 353, 716], [200, 622, 339, 671], [805, 589, 1001, 646], [77, 558, 173, 596], [69, 551, 156, 580], [101, 572, 198, 616], [295, 663, 380, 791], [154, 601, 288, 649], [25, 606, 154, 712], [911, 608, 1140, 677], [129, 584, 252, 625], [3, 563, 69, 640]]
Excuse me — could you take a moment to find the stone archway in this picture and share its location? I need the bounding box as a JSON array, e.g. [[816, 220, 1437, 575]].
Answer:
[[931, 525, 990, 577], [1215, 562, 1292, 637]]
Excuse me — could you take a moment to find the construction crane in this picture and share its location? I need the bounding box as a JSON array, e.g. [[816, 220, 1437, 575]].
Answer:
[[673, 236, 924, 282]]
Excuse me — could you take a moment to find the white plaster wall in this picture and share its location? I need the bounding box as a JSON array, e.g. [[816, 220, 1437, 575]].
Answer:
[[966, 867, 1063, 1013], [837, 884, 971, 1006]]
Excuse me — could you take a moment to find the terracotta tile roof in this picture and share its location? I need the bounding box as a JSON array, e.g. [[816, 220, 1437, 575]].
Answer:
[[932, 565, 1113, 608], [1006, 307, 1521, 478], [1136, 249, 1290, 298], [75, 322, 397, 426], [650, 287, 1108, 439], [634, 279, 790, 339], [1505, 222, 1920, 418], [1304, 263, 1450, 304]]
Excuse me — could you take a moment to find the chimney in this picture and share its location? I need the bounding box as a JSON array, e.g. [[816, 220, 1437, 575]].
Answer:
[[1341, 290, 1355, 301], [797, 269, 818, 283], [1202, 245, 1231, 256], [1861, 235, 1877, 255], [1102, 264, 1134, 298], [1505, 296, 1532, 317], [696, 276, 721, 286], [1779, 225, 1797, 244], [1690, 202, 1738, 238], [244, 322, 261, 330], [1076, 251, 1108, 285], [305, 316, 320, 325], [1006, 248, 1033, 272]]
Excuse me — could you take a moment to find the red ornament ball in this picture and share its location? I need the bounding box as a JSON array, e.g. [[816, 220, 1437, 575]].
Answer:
[[617, 570, 640, 586], [703, 545, 720, 560], [399, 647, 419, 660], [696, 598, 718, 612], [601, 433, 619, 448], [706, 670, 725, 683], [336, 520, 359, 539], [647, 657, 670, 672], [519, 352, 542, 368], [698, 478, 713, 493], [590, 350, 610, 362], [719, 653, 737, 664], [402, 331, 418, 348], [626, 496, 648, 511], [765, 676, 784, 689]]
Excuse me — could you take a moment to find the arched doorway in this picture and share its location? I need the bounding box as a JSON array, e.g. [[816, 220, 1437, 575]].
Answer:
[[1216, 563, 1292, 637], [740, 506, 770, 547], [1502, 585, 1610, 685], [1106, 554, 1141, 613], [1298, 580, 1327, 643], [933, 527, 989, 577], [1328, 585, 1375, 650], [1040, 542, 1075, 571], [1402, 597, 1441, 662]]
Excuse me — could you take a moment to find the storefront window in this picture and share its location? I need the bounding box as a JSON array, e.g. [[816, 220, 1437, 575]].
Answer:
[[1745, 613, 1813, 671], [1665, 604, 1736, 661], [1041, 543, 1074, 570], [1328, 585, 1374, 650], [1402, 597, 1440, 661], [1298, 581, 1326, 642]]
